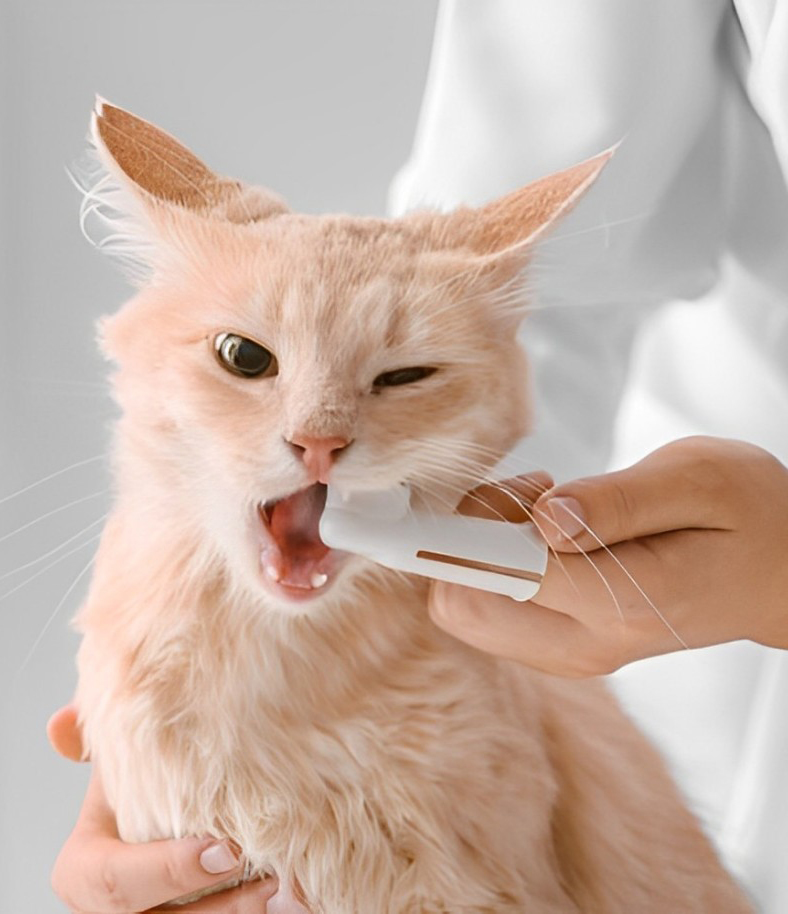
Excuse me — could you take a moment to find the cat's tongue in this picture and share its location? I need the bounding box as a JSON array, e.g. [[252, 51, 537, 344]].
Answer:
[[261, 484, 331, 593]]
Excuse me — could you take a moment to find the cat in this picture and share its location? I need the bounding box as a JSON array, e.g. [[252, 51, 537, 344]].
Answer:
[[72, 99, 753, 913]]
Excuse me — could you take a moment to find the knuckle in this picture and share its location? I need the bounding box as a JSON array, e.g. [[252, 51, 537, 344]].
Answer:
[[629, 532, 666, 569], [606, 537, 681, 645], [97, 858, 131, 913], [607, 477, 638, 536], [51, 842, 84, 913], [673, 436, 775, 500], [565, 639, 624, 678], [50, 859, 72, 909], [591, 626, 632, 675], [429, 584, 473, 631], [591, 650, 625, 677], [625, 537, 669, 608], [161, 850, 191, 897], [427, 587, 452, 628], [552, 625, 627, 678]]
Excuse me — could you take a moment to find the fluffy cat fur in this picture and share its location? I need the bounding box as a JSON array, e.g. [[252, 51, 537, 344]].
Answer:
[[73, 99, 752, 913]]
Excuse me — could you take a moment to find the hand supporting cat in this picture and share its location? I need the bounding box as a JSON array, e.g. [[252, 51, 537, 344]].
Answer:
[[47, 706, 285, 914], [431, 436, 788, 676]]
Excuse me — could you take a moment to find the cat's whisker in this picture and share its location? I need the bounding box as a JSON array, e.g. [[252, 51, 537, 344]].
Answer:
[[0, 454, 106, 507], [410, 453, 629, 626], [496, 471, 676, 639], [405, 252, 534, 327], [30, 378, 108, 390], [412, 446, 550, 505], [416, 434, 542, 472], [535, 209, 651, 248], [425, 442, 558, 496], [0, 534, 103, 605], [25, 389, 111, 401], [0, 490, 108, 546], [549, 500, 689, 649], [404, 476, 569, 602], [98, 232, 142, 250], [418, 471, 625, 627], [413, 475, 563, 586], [417, 443, 687, 640], [0, 514, 108, 582], [78, 201, 102, 247], [15, 553, 97, 677], [488, 484, 584, 604]]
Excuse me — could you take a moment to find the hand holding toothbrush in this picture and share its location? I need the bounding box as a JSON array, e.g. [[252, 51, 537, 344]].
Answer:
[[429, 437, 788, 676]]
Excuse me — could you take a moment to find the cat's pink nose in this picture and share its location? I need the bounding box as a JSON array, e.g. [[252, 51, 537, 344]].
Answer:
[[287, 434, 352, 482]]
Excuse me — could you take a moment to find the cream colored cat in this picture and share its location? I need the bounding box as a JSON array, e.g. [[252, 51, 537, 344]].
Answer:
[[73, 100, 752, 913]]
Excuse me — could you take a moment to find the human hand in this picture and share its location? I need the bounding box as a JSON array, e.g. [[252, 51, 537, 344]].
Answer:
[[48, 706, 279, 913], [429, 437, 788, 676]]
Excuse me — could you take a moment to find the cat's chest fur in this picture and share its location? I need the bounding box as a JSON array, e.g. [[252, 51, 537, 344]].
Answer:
[[73, 511, 754, 914], [75, 531, 567, 912]]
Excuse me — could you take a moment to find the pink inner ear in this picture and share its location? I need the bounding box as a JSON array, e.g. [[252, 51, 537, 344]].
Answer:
[[441, 147, 615, 258], [92, 98, 288, 222], [94, 99, 221, 209]]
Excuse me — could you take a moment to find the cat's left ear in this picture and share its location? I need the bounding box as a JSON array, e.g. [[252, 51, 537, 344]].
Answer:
[[90, 97, 288, 224], [80, 98, 288, 280], [429, 147, 615, 267]]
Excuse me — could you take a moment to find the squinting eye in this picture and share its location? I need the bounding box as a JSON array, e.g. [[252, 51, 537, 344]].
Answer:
[[373, 366, 437, 388], [213, 333, 278, 379]]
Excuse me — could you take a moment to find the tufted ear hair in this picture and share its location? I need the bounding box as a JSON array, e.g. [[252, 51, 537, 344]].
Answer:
[[402, 148, 616, 335], [429, 147, 616, 264], [78, 98, 290, 281], [90, 97, 288, 224]]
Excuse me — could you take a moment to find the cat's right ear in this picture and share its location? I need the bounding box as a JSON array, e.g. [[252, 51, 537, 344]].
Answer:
[[79, 97, 288, 277], [428, 148, 614, 265]]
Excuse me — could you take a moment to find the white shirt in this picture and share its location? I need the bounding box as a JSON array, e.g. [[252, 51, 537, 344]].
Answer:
[[390, 2, 788, 909]]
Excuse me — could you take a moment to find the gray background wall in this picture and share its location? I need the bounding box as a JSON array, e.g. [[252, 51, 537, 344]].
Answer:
[[0, 3, 438, 910]]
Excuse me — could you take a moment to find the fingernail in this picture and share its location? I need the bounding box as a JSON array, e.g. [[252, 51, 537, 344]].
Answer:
[[199, 841, 239, 874], [542, 496, 586, 542]]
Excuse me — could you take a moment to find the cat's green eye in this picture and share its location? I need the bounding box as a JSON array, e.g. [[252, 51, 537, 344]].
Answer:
[[213, 333, 278, 379], [373, 366, 437, 389]]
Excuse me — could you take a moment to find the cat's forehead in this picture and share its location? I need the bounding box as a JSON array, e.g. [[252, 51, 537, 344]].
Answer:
[[242, 214, 453, 342], [256, 214, 427, 287]]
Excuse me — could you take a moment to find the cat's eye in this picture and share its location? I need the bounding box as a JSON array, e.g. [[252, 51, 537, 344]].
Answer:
[[213, 333, 278, 379], [373, 366, 437, 388]]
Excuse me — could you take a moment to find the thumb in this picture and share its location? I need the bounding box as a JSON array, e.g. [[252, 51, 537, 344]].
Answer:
[[47, 704, 86, 762], [533, 440, 728, 552], [456, 471, 555, 521]]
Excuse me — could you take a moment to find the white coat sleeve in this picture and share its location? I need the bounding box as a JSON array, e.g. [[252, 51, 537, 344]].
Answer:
[[389, 0, 735, 481]]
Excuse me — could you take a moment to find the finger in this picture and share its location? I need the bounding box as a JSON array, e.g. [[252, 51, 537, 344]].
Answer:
[[150, 876, 278, 912], [429, 580, 594, 676], [54, 790, 245, 914], [75, 768, 120, 836], [458, 471, 554, 522], [533, 440, 735, 552], [47, 704, 86, 761], [56, 834, 244, 913], [534, 535, 695, 656]]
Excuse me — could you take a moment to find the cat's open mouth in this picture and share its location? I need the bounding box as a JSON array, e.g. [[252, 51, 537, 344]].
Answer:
[[257, 483, 345, 601]]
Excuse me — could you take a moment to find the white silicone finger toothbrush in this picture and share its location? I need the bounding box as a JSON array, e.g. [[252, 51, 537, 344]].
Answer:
[[319, 484, 547, 601]]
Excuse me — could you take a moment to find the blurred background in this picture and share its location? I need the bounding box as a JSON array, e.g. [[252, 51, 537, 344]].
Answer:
[[0, 2, 437, 910]]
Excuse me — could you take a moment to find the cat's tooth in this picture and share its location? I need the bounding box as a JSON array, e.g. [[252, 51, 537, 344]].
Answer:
[[310, 572, 328, 589], [264, 562, 281, 583]]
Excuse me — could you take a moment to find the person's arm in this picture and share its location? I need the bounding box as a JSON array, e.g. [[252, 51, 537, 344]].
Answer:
[[429, 436, 788, 676], [390, 0, 734, 485], [48, 707, 278, 914]]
